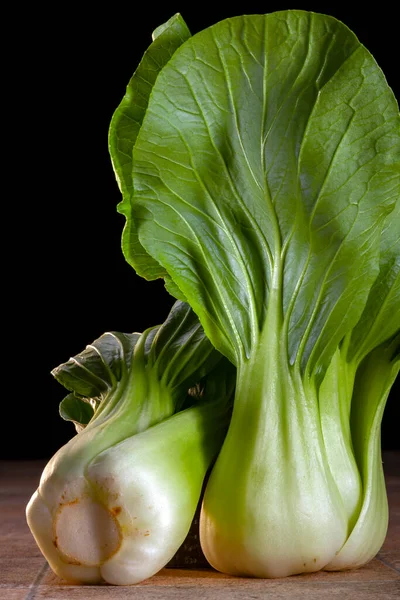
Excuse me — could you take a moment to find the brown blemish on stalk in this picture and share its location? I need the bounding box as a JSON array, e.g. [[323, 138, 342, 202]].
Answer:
[[58, 498, 79, 507], [313, 558, 317, 563], [111, 506, 122, 516]]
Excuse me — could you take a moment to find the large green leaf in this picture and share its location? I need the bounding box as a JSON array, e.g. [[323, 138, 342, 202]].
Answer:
[[109, 13, 191, 290], [129, 11, 399, 374], [109, 13, 191, 205]]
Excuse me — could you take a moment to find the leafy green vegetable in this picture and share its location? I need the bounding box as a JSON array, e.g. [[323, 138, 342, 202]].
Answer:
[[26, 8, 398, 586], [115, 10, 399, 577], [26, 301, 234, 584]]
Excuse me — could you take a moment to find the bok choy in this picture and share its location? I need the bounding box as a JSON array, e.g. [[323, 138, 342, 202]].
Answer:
[[26, 301, 234, 584], [111, 10, 399, 578]]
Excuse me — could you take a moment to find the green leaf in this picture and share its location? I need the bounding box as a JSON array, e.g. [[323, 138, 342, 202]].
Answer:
[[348, 199, 400, 364], [51, 332, 140, 398], [129, 11, 399, 375], [108, 13, 191, 287], [59, 393, 95, 430], [109, 13, 190, 205], [145, 300, 222, 398], [52, 301, 221, 423]]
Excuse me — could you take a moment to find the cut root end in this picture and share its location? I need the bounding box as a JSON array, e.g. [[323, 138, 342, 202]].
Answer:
[[55, 498, 121, 566]]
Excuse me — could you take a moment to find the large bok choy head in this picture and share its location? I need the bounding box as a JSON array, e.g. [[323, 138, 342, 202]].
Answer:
[[26, 301, 235, 584], [110, 10, 400, 578]]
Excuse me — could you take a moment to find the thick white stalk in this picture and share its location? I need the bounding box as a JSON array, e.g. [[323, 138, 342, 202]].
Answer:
[[200, 295, 348, 577], [26, 402, 227, 584], [26, 369, 175, 583], [319, 347, 361, 528]]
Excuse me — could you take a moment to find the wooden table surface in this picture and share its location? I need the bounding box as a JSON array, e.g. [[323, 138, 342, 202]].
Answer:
[[1, 454, 399, 599]]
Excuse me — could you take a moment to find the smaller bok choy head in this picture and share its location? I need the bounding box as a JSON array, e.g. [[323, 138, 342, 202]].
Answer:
[[26, 301, 235, 584]]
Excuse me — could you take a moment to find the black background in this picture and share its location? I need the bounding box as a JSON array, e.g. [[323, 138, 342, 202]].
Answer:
[[6, 3, 399, 459]]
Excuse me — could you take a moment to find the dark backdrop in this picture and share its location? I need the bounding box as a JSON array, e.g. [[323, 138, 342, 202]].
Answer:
[[6, 3, 398, 459]]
